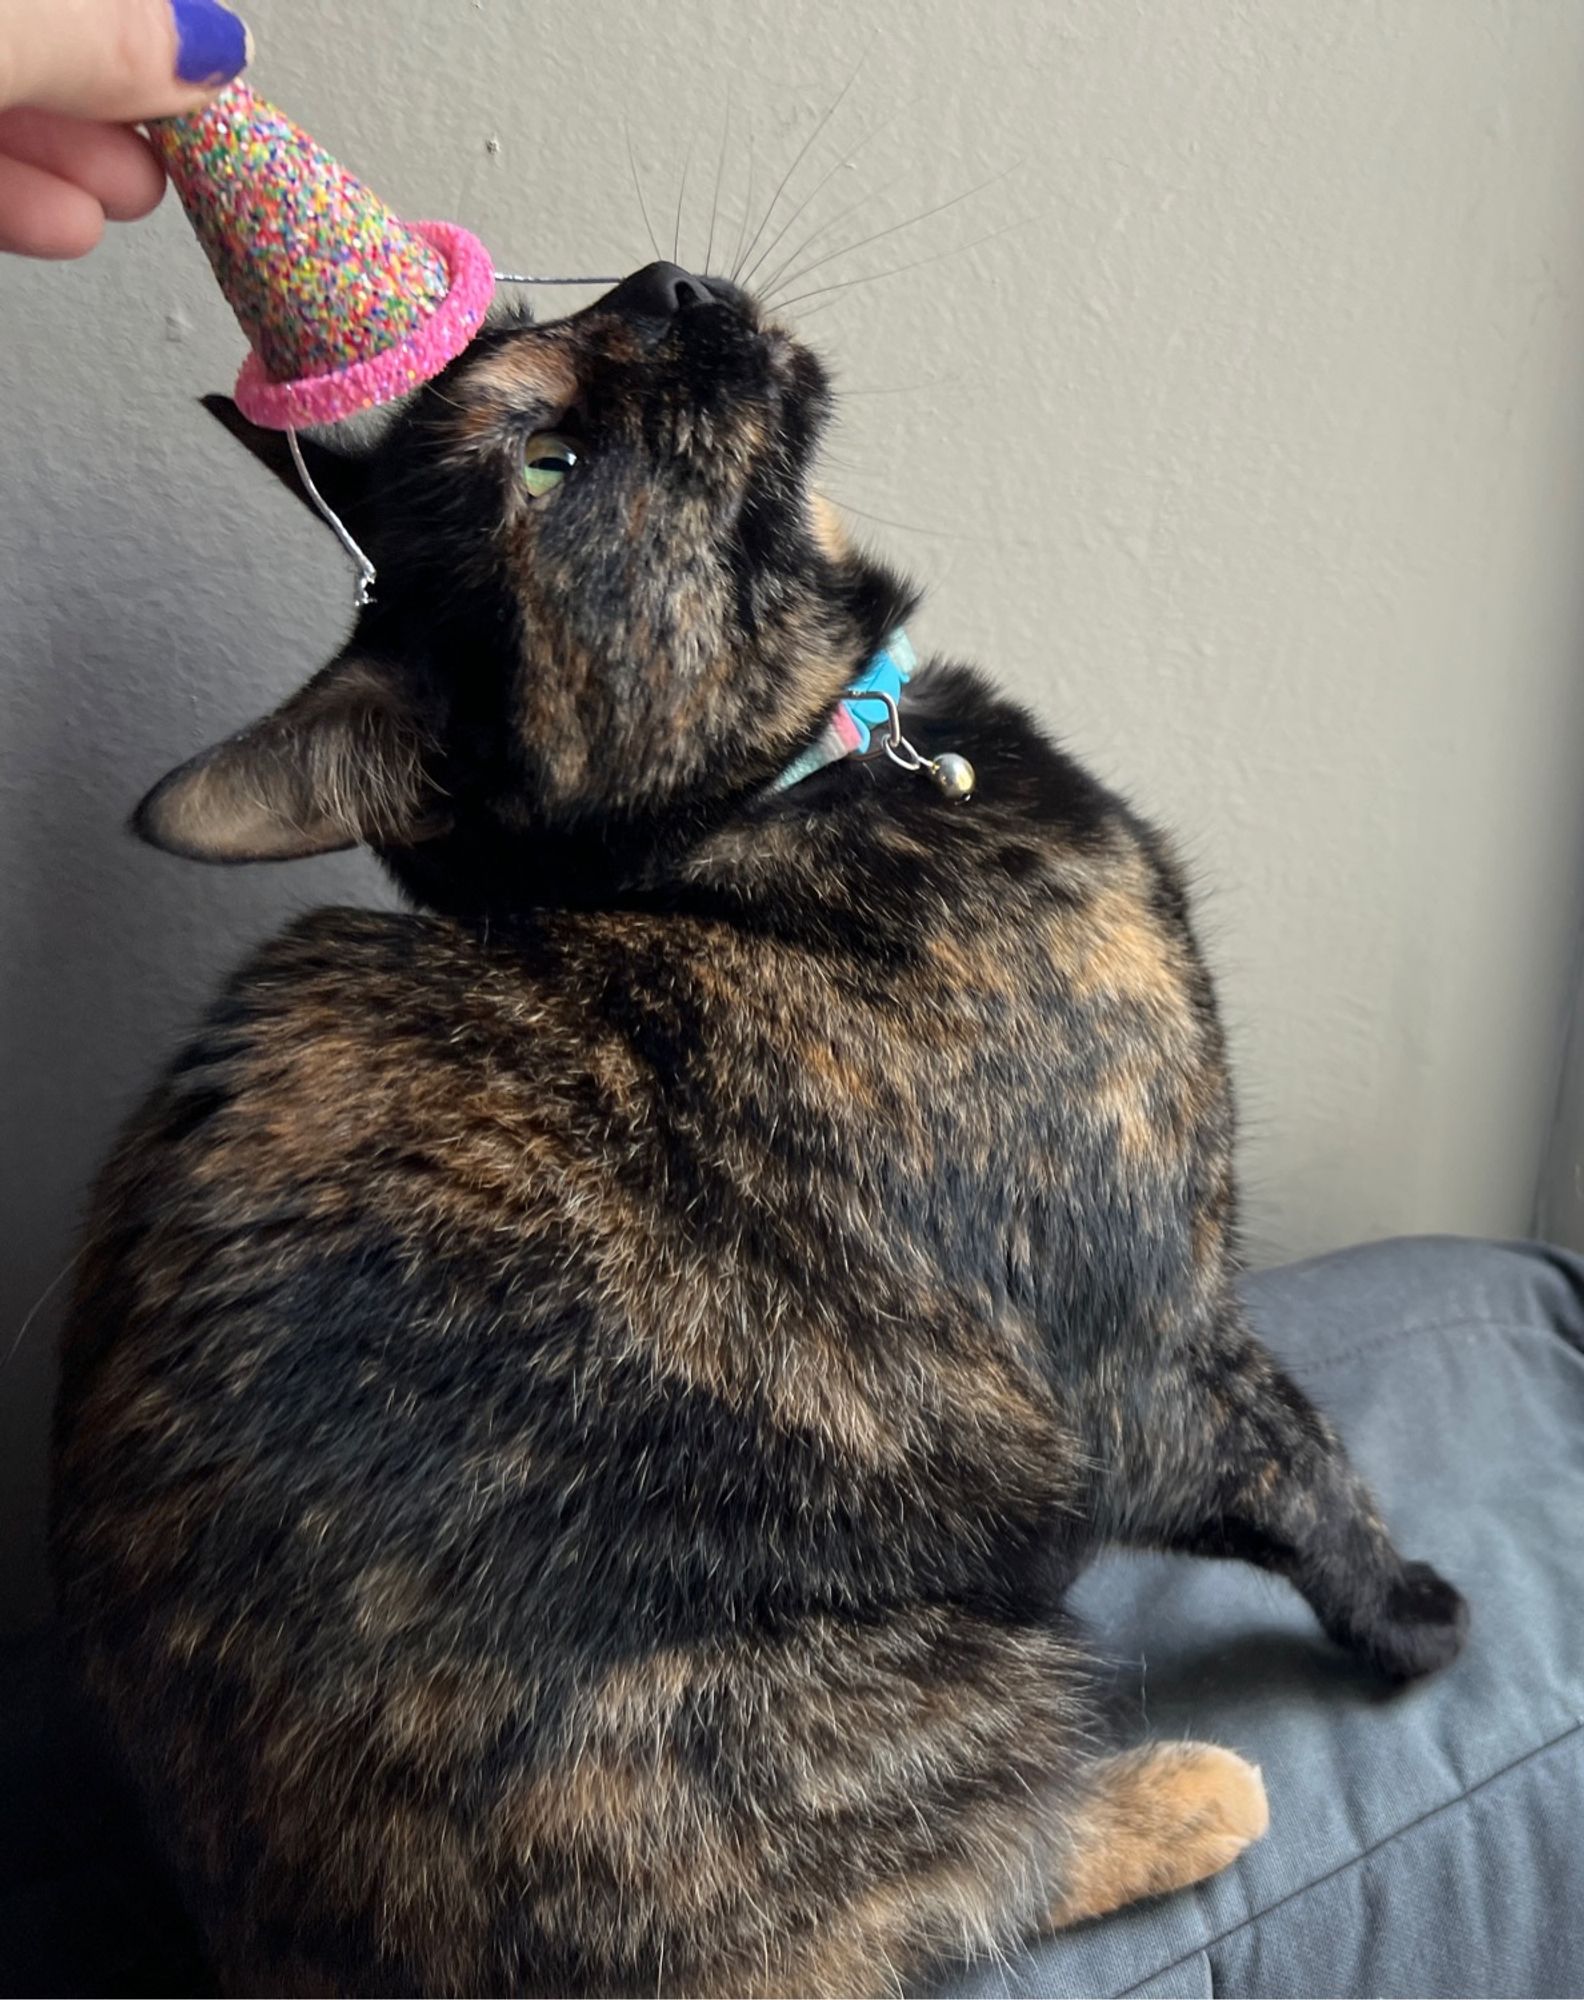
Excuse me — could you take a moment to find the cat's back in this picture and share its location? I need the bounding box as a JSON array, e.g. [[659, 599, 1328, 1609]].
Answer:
[[52, 868, 1091, 1655], [48, 748, 1231, 1995]]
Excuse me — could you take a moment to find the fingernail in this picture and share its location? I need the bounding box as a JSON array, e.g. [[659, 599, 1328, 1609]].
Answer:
[[171, 0, 252, 87]]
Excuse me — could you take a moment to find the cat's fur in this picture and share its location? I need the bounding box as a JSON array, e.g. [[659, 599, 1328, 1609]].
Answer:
[[51, 264, 1466, 1997]]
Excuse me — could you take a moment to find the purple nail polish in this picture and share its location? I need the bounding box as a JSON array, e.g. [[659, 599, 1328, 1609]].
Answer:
[[171, 0, 251, 87]]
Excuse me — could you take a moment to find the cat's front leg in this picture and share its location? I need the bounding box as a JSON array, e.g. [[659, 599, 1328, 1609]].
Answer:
[[1092, 1312, 1469, 1682]]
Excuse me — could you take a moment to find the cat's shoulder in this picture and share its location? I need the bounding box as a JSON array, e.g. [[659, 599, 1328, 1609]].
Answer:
[[202, 904, 534, 1030], [228, 904, 469, 990], [151, 905, 525, 1117]]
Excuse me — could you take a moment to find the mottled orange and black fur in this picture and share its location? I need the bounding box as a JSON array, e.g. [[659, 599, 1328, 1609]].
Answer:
[[52, 264, 1465, 1997]]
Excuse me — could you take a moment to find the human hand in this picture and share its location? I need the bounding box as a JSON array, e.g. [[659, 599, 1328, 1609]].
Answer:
[[0, 0, 250, 257]]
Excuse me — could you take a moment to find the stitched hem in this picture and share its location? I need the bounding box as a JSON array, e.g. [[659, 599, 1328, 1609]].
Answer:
[[1281, 1314, 1571, 1382]]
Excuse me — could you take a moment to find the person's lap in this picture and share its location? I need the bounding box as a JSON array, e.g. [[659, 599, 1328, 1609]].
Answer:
[[934, 1236, 1584, 2000]]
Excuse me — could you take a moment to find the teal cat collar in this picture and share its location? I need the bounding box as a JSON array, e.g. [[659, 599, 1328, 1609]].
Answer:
[[773, 630, 976, 800]]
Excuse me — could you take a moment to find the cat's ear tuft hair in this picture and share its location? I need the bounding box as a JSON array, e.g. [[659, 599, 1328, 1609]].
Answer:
[[133, 656, 450, 864], [200, 395, 370, 534]]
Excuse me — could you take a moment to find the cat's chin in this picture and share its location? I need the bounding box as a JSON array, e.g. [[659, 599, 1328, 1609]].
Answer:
[[760, 321, 805, 374]]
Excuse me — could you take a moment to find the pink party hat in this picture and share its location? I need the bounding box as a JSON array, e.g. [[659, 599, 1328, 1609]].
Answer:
[[150, 83, 496, 430]]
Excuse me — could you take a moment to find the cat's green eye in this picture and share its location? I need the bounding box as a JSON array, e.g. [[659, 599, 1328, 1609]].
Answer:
[[521, 433, 579, 499]]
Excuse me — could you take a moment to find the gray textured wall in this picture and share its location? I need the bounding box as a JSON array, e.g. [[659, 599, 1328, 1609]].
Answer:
[[1540, 943, 1584, 1250], [5, 0, 1584, 1631]]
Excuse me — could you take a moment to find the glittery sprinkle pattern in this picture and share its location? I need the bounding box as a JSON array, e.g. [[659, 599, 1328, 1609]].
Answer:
[[151, 83, 450, 382]]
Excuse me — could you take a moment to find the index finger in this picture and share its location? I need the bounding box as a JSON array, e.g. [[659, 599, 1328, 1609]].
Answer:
[[0, 0, 251, 122]]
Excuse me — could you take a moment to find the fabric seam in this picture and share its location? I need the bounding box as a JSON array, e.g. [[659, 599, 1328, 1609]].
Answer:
[[1276, 1315, 1572, 1381], [1114, 1717, 1584, 1997]]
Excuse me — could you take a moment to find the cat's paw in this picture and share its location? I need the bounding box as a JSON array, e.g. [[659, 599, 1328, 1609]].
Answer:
[[1353, 1560, 1470, 1682], [1050, 1743, 1269, 1929]]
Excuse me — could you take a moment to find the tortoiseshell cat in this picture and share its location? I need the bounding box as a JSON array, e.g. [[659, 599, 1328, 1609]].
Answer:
[[52, 262, 1467, 1997]]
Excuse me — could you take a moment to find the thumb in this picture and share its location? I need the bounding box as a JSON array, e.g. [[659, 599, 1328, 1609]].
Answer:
[[0, 0, 252, 122]]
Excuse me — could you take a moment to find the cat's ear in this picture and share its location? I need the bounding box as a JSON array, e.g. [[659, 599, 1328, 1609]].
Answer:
[[200, 394, 370, 533], [133, 656, 450, 863]]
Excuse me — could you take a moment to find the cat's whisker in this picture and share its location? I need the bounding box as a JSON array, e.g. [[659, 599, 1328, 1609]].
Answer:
[[834, 378, 952, 398], [823, 489, 1014, 552], [754, 167, 910, 307], [702, 97, 733, 277], [731, 40, 872, 284], [765, 162, 1020, 306], [774, 215, 1029, 317], [786, 296, 848, 324], [727, 135, 758, 279], [672, 126, 696, 265], [817, 491, 961, 542], [737, 92, 913, 295], [4, 1249, 83, 1374], [809, 446, 870, 474], [422, 385, 471, 414], [624, 122, 663, 263], [784, 295, 849, 324]]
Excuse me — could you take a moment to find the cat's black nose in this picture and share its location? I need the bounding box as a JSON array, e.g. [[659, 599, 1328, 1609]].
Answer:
[[601, 262, 746, 324]]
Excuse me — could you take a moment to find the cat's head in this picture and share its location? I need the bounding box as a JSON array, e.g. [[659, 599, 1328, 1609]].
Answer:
[[135, 261, 915, 914]]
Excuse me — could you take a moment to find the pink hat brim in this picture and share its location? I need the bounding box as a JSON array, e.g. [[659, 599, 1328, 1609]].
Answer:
[[232, 221, 497, 431]]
